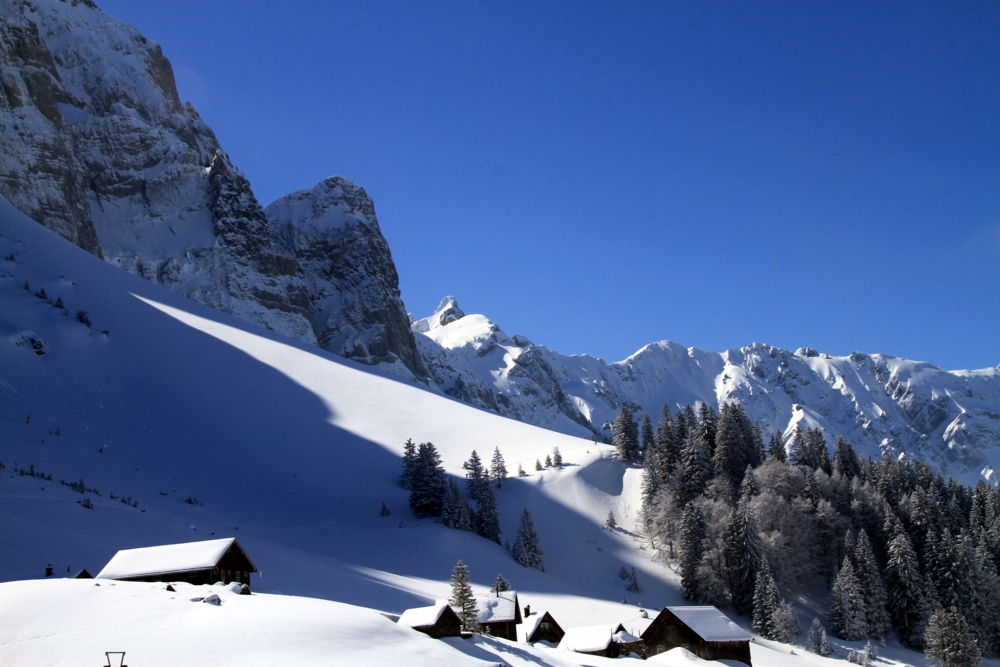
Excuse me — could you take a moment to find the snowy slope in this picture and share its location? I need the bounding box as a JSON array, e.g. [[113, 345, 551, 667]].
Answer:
[[411, 298, 1000, 484]]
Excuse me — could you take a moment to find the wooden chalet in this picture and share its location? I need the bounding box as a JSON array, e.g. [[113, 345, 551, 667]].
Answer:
[[398, 603, 463, 639], [522, 611, 565, 644], [96, 538, 258, 590], [559, 623, 643, 658], [474, 590, 522, 639], [641, 606, 753, 666]]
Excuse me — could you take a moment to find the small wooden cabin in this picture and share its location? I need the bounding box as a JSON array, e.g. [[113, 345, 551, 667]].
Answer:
[[523, 611, 565, 644], [559, 623, 631, 658], [641, 606, 753, 666], [398, 603, 463, 639], [96, 538, 258, 590], [474, 591, 522, 640]]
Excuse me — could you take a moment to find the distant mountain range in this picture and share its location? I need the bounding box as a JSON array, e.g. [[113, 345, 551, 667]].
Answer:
[[2, 0, 997, 483]]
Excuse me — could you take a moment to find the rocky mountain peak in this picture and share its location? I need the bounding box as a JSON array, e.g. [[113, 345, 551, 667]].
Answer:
[[411, 296, 465, 333]]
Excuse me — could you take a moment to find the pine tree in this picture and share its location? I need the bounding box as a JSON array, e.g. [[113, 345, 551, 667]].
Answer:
[[400, 438, 417, 490], [924, 608, 981, 667], [679, 504, 706, 602], [517, 463, 527, 477], [380, 502, 391, 517], [753, 557, 780, 639], [464, 450, 488, 502], [640, 442, 661, 530], [854, 530, 891, 640], [808, 617, 824, 653], [544, 454, 553, 467], [769, 431, 787, 462], [613, 406, 640, 463], [833, 436, 861, 481], [475, 483, 501, 544], [552, 447, 563, 467], [714, 403, 752, 485], [535, 459, 543, 471], [696, 403, 718, 458], [772, 600, 801, 643], [819, 627, 833, 656], [885, 527, 931, 648], [513, 507, 544, 571], [409, 442, 446, 517], [492, 573, 511, 594], [605, 511, 617, 530], [640, 414, 655, 453], [677, 429, 712, 504], [449, 560, 480, 633], [490, 447, 508, 488], [626, 567, 641, 593], [828, 557, 868, 640], [725, 496, 764, 616], [656, 405, 679, 476]]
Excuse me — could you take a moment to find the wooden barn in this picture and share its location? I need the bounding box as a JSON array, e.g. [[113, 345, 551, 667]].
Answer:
[[398, 603, 463, 639], [559, 623, 643, 658], [522, 611, 565, 644], [641, 606, 753, 666], [96, 538, 258, 590], [473, 591, 522, 639]]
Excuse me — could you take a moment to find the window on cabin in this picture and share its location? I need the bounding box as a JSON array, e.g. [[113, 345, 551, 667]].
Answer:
[[540, 622, 550, 630]]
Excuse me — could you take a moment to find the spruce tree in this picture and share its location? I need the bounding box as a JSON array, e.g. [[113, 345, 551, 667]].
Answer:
[[475, 483, 501, 544], [885, 527, 931, 648], [613, 406, 640, 463], [828, 557, 868, 640], [605, 511, 617, 530], [679, 504, 706, 602], [400, 438, 417, 490], [753, 556, 780, 639], [656, 405, 679, 476], [409, 442, 446, 517], [724, 492, 764, 616], [544, 454, 553, 467], [490, 447, 508, 488], [769, 431, 787, 462], [513, 507, 544, 571], [854, 530, 891, 640], [640, 414, 655, 453], [833, 436, 861, 481], [517, 463, 527, 477], [492, 573, 511, 594], [464, 450, 488, 502], [924, 608, 981, 667], [807, 617, 824, 653], [442, 478, 461, 528], [714, 403, 746, 485], [640, 442, 661, 529], [449, 560, 480, 633], [677, 429, 712, 504], [552, 447, 563, 467], [535, 459, 543, 471]]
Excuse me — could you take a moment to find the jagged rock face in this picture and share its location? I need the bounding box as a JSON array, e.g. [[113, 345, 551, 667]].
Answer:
[[265, 177, 425, 378], [412, 298, 1000, 483]]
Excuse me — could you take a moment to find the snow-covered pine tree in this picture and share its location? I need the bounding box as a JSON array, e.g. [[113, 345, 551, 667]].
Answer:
[[696, 403, 718, 458], [475, 482, 501, 544], [677, 429, 712, 504], [808, 617, 824, 653], [640, 442, 661, 530], [626, 567, 640, 593], [924, 607, 981, 667], [613, 406, 640, 463], [753, 557, 779, 639], [535, 459, 543, 471], [492, 573, 511, 594], [640, 414, 655, 453], [512, 507, 544, 571], [885, 527, 931, 648], [464, 450, 488, 502], [656, 404, 679, 477], [972, 542, 1000, 656], [409, 442, 446, 517], [771, 600, 801, 643], [854, 530, 891, 640], [769, 431, 787, 462], [606, 511, 617, 530], [714, 403, 750, 485], [833, 436, 861, 481], [441, 478, 461, 528], [725, 494, 764, 616], [828, 556, 868, 640], [819, 627, 833, 656], [456, 494, 474, 531], [552, 447, 563, 467], [679, 504, 706, 601], [544, 454, 553, 467], [517, 463, 527, 477], [490, 447, 508, 488], [400, 438, 417, 490], [449, 560, 480, 633]]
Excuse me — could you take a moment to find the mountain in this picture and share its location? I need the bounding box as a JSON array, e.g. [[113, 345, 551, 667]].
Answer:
[[0, 0, 424, 378], [411, 297, 1000, 484]]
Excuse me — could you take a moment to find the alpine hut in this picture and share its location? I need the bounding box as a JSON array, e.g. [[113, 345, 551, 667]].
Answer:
[[398, 602, 463, 639], [96, 538, 258, 590], [559, 623, 643, 658], [522, 611, 565, 644], [474, 590, 522, 639], [641, 606, 753, 666]]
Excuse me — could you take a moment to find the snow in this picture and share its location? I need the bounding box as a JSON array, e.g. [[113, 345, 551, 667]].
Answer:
[[649, 647, 717, 666], [666, 606, 752, 642], [96, 537, 239, 580], [397, 602, 451, 629], [475, 590, 519, 623], [558, 623, 623, 653]]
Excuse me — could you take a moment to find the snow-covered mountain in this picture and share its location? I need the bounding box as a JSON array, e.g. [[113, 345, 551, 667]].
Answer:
[[0, 0, 424, 378], [412, 297, 1000, 483]]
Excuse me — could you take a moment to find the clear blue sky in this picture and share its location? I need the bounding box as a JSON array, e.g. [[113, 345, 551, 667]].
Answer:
[[100, 1, 999, 370]]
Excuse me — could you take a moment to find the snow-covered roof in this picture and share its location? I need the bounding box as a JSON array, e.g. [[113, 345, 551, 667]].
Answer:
[[523, 611, 563, 641], [96, 538, 244, 580], [559, 623, 625, 653], [474, 591, 518, 624], [613, 629, 641, 643], [398, 603, 452, 629], [665, 606, 751, 642]]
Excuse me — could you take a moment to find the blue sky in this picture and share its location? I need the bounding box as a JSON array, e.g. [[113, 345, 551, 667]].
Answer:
[[100, 1, 998, 370]]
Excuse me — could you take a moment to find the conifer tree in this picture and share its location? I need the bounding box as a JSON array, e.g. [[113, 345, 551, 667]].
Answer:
[[753, 556, 780, 639], [679, 504, 706, 602], [535, 459, 543, 471], [833, 436, 861, 481], [544, 454, 553, 467], [854, 530, 891, 640], [605, 511, 617, 530], [828, 557, 868, 640], [725, 496, 764, 616], [409, 442, 446, 517], [697, 403, 718, 458], [517, 463, 527, 477], [807, 617, 824, 653], [513, 507, 544, 571], [490, 447, 508, 488], [380, 502, 391, 517], [449, 560, 480, 633], [885, 527, 931, 648], [819, 627, 833, 656], [656, 405, 679, 476], [769, 431, 787, 462], [475, 483, 501, 544], [492, 573, 511, 594], [552, 447, 563, 467], [640, 414, 655, 453], [640, 442, 661, 528], [677, 429, 712, 504], [400, 438, 417, 490], [924, 608, 981, 667], [613, 406, 640, 463], [464, 450, 488, 502], [442, 478, 461, 528]]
